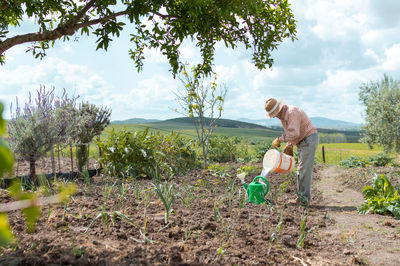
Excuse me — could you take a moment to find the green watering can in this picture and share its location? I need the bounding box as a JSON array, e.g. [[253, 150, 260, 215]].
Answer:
[[242, 176, 270, 204]]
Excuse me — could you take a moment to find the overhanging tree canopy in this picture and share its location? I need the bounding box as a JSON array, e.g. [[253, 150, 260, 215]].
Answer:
[[0, 0, 296, 75]]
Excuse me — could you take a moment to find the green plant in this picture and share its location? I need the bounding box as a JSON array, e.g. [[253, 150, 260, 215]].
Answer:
[[74, 102, 111, 172], [207, 135, 236, 164], [98, 129, 196, 178], [339, 155, 367, 168], [208, 163, 231, 178], [368, 153, 394, 167], [213, 200, 221, 221], [97, 128, 154, 178], [296, 212, 316, 248], [129, 212, 155, 244], [270, 213, 283, 245], [358, 174, 400, 218], [253, 141, 272, 162], [7, 87, 76, 184], [153, 181, 176, 224], [237, 165, 260, 176]]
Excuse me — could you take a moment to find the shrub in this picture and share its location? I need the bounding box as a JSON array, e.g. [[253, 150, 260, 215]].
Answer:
[[207, 135, 236, 163], [367, 153, 394, 167], [235, 143, 252, 163], [97, 129, 154, 178], [97, 129, 197, 178], [253, 141, 272, 162], [150, 131, 197, 176]]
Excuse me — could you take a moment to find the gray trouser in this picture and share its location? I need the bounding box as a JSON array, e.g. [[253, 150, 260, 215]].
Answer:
[[296, 133, 318, 204]]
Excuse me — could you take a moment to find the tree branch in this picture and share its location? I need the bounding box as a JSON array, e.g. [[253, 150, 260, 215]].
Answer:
[[0, 3, 9, 11], [0, 8, 130, 56]]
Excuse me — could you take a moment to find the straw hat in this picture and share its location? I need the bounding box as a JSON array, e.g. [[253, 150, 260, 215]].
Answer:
[[264, 98, 284, 118]]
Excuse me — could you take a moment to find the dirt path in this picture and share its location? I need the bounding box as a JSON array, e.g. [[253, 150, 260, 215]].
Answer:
[[314, 165, 400, 265]]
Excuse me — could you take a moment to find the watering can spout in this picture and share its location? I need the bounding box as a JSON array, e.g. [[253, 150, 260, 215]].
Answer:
[[242, 182, 248, 191]]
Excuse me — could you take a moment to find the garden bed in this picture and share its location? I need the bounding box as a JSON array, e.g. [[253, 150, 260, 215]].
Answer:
[[0, 160, 399, 265]]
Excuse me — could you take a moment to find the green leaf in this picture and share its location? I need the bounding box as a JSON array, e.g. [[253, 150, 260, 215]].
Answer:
[[22, 206, 41, 233], [0, 214, 14, 246]]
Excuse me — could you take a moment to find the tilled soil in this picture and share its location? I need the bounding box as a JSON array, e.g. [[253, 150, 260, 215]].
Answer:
[[0, 159, 399, 265]]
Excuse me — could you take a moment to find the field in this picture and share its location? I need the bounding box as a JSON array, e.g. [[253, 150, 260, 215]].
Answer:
[[103, 122, 282, 142]]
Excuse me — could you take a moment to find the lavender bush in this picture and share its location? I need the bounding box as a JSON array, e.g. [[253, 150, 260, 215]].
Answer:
[[7, 86, 77, 184]]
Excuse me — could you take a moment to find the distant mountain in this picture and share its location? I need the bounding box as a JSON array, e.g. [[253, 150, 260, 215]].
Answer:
[[111, 118, 161, 124], [238, 117, 361, 130], [162, 117, 268, 129]]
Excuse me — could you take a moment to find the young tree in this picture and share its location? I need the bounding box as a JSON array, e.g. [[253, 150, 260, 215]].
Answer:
[[359, 74, 400, 153], [7, 86, 76, 184], [73, 102, 111, 173], [175, 69, 227, 168], [0, 0, 296, 75]]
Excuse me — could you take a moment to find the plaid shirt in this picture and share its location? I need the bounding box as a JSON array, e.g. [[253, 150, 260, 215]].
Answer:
[[278, 105, 317, 145]]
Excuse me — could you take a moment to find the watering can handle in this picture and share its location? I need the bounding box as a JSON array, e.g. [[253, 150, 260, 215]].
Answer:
[[252, 176, 270, 195]]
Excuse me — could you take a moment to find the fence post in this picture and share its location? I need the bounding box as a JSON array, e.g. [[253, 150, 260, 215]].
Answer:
[[322, 145, 326, 163]]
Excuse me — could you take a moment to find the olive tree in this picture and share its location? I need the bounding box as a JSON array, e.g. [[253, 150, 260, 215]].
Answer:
[[175, 69, 227, 168], [359, 74, 400, 153], [0, 0, 296, 75], [7, 87, 77, 184]]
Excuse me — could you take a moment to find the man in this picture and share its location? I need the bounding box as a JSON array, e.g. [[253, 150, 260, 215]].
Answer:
[[264, 98, 318, 206]]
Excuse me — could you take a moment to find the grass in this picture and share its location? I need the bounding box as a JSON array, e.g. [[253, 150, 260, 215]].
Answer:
[[315, 143, 387, 165]]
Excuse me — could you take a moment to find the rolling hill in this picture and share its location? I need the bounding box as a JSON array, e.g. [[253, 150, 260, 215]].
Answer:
[[109, 116, 362, 142], [238, 117, 361, 130]]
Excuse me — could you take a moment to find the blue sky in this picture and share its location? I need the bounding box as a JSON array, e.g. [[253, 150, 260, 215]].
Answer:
[[1, 0, 400, 124]]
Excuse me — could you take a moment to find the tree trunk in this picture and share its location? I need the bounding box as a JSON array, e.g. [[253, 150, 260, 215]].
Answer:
[[70, 144, 74, 173], [29, 158, 36, 186], [51, 147, 56, 176], [57, 145, 61, 173], [76, 144, 88, 173]]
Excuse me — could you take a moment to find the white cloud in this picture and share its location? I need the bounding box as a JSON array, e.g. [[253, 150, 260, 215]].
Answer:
[[381, 44, 400, 70]]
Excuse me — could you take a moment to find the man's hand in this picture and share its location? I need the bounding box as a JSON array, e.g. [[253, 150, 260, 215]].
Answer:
[[283, 145, 294, 157], [272, 137, 281, 148]]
